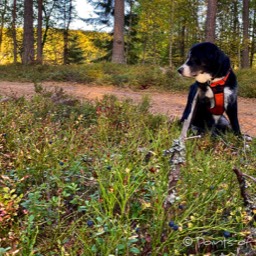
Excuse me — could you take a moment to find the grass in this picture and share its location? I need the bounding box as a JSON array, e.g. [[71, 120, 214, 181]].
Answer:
[[0, 87, 255, 255]]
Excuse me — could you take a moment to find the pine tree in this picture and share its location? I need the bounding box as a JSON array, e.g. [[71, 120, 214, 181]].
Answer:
[[205, 0, 217, 42], [66, 34, 85, 64], [111, 0, 125, 63], [22, 0, 34, 64]]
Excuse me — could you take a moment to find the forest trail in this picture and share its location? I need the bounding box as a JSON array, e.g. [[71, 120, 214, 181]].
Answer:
[[0, 81, 255, 137]]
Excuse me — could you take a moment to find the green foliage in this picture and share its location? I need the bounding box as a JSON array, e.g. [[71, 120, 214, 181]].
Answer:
[[2, 28, 112, 65], [0, 0, 256, 68], [0, 64, 256, 98], [0, 63, 190, 91], [236, 69, 256, 98], [66, 35, 86, 64], [0, 87, 255, 254]]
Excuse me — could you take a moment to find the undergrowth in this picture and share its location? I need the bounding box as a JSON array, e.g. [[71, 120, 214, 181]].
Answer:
[[0, 63, 255, 97], [0, 87, 255, 255], [0, 63, 194, 92]]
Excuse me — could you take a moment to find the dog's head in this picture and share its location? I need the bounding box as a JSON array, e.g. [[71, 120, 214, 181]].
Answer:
[[178, 42, 230, 83]]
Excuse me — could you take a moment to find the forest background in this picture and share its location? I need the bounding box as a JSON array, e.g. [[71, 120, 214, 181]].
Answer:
[[0, 0, 255, 69], [1, 1, 256, 254]]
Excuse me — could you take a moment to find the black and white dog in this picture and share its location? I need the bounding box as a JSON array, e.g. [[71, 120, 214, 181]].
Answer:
[[178, 42, 241, 135]]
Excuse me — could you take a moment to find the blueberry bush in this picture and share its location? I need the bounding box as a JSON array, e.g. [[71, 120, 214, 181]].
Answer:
[[0, 87, 255, 255]]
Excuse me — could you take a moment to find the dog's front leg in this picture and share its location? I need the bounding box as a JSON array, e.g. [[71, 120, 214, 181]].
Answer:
[[211, 115, 222, 135], [180, 83, 198, 122], [226, 101, 241, 135]]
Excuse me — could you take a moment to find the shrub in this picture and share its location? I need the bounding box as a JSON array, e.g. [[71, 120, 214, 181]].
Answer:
[[0, 69, 255, 255], [236, 69, 256, 98]]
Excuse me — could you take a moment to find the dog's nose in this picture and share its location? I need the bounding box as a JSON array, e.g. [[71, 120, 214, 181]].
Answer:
[[177, 67, 183, 74]]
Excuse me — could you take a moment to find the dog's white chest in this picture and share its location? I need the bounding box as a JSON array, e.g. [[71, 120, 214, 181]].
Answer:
[[205, 86, 214, 99]]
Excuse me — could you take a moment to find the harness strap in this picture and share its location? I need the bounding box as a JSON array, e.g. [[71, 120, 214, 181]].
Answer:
[[209, 70, 231, 115]]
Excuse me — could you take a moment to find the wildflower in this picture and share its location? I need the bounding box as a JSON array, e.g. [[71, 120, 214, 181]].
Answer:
[[188, 223, 193, 228]]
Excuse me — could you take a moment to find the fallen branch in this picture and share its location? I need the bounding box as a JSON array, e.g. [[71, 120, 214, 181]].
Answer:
[[163, 139, 185, 209], [164, 90, 199, 210], [233, 168, 256, 222], [233, 168, 251, 207], [233, 167, 256, 255]]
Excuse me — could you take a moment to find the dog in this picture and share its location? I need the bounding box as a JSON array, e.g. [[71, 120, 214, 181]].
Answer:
[[178, 42, 241, 135]]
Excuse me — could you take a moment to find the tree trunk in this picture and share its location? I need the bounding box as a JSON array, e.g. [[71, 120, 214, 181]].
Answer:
[[42, 1, 57, 51], [250, 5, 256, 66], [169, 0, 175, 69], [0, 0, 7, 54], [125, 0, 133, 64], [63, 29, 69, 64], [180, 25, 185, 61], [12, 0, 18, 63], [205, 0, 217, 43], [22, 0, 34, 64], [241, 0, 250, 68], [37, 0, 43, 64], [112, 0, 125, 64]]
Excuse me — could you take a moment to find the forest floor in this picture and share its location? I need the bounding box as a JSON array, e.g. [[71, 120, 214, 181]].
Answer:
[[0, 81, 255, 137]]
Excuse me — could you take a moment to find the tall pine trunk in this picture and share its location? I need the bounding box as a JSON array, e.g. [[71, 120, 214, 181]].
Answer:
[[112, 0, 125, 64], [125, 0, 133, 64], [241, 0, 250, 68], [0, 0, 7, 54], [250, 5, 256, 66], [37, 0, 43, 64], [205, 0, 217, 42], [22, 0, 34, 64], [12, 0, 18, 63], [169, 0, 175, 69]]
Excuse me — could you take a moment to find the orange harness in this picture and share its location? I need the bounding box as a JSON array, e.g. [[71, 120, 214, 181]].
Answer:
[[209, 70, 231, 115]]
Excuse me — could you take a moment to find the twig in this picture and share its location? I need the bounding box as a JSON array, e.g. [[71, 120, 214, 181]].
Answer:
[[164, 89, 199, 210], [185, 135, 201, 140], [242, 172, 256, 183]]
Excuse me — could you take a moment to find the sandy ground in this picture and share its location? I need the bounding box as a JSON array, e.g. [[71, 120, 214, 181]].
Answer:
[[0, 81, 255, 137]]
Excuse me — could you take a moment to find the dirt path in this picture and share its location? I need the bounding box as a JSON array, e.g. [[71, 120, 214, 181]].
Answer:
[[0, 81, 255, 138]]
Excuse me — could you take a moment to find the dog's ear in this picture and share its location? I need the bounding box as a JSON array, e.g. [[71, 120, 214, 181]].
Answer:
[[216, 50, 231, 76]]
